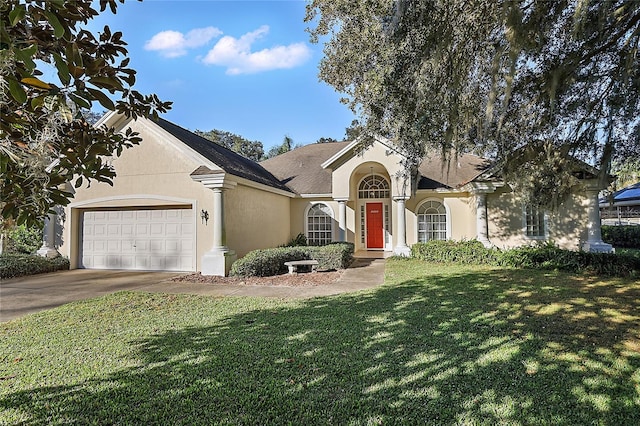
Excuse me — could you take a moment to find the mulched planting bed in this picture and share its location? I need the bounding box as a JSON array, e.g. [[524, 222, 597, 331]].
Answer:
[[171, 270, 343, 287]]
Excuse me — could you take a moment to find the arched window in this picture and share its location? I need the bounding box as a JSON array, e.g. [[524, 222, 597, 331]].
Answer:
[[306, 203, 333, 246], [417, 200, 447, 242], [358, 175, 390, 199]]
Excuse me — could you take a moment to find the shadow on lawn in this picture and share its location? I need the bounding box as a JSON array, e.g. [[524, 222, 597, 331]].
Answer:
[[2, 266, 640, 424]]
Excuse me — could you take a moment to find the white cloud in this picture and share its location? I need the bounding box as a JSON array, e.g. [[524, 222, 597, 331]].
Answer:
[[202, 25, 311, 74], [145, 27, 222, 58]]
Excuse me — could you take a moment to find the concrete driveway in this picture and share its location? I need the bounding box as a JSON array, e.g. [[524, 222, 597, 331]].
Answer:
[[0, 269, 184, 323]]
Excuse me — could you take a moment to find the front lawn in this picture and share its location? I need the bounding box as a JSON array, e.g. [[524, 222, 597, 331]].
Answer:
[[1, 259, 639, 424]]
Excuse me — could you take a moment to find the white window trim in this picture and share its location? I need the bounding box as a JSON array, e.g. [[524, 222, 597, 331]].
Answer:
[[304, 202, 335, 245], [357, 173, 391, 199], [522, 204, 549, 240], [415, 198, 452, 242]]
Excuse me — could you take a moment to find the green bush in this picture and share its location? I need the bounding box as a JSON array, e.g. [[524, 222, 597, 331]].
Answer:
[[231, 242, 354, 277], [5, 224, 43, 254], [410, 240, 639, 277], [411, 240, 499, 264], [602, 225, 640, 249], [0, 254, 70, 279]]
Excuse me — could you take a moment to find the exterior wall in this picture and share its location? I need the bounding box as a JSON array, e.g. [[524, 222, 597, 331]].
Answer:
[[59, 119, 211, 270], [225, 185, 291, 258], [289, 198, 353, 244], [331, 142, 408, 199], [487, 186, 589, 250], [405, 191, 476, 245]]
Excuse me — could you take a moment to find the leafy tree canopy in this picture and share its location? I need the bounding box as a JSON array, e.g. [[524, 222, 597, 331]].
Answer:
[[265, 135, 300, 159], [315, 136, 339, 144], [306, 0, 639, 206], [195, 129, 265, 162], [1, 0, 171, 226]]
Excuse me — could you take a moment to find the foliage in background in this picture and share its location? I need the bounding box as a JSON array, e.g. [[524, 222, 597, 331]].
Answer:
[[602, 225, 640, 249], [5, 223, 42, 254], [1, 0, 171, 227], [231, 242, 354, 277], [410, 240, 640, 277], [264, 135, 302, 159], [0, 253, 69, 278], [194, 129, 265, 162], [306, 0, 639, 207]]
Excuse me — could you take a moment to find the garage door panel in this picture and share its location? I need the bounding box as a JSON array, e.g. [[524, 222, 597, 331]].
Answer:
[[150, 223, 164, 235], [81, 208, 194, 271]]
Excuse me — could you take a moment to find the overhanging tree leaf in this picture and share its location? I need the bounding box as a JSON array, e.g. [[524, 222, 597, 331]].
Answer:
[[0, 0, 172, 227], [306, 0, 640, 206]]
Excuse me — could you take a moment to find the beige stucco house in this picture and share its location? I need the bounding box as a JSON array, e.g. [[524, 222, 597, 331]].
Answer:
[[42, 112, 612, 275]]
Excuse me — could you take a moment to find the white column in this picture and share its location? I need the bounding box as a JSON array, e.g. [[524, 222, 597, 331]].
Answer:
[[394, 197, 410, 256], [582, 188, 613, 253], [337, 199, 347, 242], [211, 188, 226, 250], [474, 191, 492, 247], [37, 213, 60, 258], [202, 187, 236, 276]]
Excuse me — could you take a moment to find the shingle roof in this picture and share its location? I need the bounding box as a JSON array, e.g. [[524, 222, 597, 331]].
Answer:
[[260, 141, 350, 194], [417, 153, 491, 189], [260, 141, 491, 194], [153, 118, 292, 193]]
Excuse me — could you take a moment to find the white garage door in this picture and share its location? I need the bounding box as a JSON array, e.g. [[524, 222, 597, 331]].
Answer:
[[81, 208, 195, 271]]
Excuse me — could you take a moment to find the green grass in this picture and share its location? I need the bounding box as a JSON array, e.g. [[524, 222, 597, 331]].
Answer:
[[1, 259, 639, 425]]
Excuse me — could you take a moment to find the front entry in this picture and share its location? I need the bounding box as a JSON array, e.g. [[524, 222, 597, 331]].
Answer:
[[366, 202, 384, 249]]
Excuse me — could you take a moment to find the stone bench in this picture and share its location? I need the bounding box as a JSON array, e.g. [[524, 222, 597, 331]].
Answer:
[[284, 260, 319, 274]]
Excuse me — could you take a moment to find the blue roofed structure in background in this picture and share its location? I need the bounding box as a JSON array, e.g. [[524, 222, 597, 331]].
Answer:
[[600, 182, 640, 225]]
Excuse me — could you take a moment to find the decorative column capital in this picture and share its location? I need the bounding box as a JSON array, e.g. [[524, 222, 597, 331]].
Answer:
[[466, 182, 498, 194], [191, 171, 237, 190], [392, 195, 410, 202]]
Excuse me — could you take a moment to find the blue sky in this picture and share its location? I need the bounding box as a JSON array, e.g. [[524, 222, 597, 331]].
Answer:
[[85, 0, 355, 150]]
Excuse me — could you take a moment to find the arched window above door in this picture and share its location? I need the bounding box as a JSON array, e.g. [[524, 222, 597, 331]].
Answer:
[[358, 175, 390, 199]]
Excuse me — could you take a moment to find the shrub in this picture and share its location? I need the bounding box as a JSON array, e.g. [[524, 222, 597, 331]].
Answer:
[[410, 240, 639, 277], [0, 254, 70, 279], [411, 240, 499, 264], [602, 225, 640, 249], [5, 224, 43, 254], [307, 242, 355, 271], [231, 242, 354, 277]]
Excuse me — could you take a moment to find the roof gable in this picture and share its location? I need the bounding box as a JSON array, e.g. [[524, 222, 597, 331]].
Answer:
[[261, 142, 350, 195], [152, 118, 292, 193]]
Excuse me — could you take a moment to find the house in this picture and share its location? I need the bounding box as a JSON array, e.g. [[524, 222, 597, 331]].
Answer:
[[600, 182, 640, 225], [40, 112, 612, 275]]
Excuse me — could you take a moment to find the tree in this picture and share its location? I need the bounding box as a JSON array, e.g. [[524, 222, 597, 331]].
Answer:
[[1, 0, 172, 226], [194, 129, 264, 162], [306, 0, 639, 206], [265, 135, 296, 159], [344, 119, 364, 141], [315, 136, 338, 144]]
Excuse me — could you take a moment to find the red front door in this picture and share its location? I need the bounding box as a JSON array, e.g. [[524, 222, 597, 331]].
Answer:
[[366, 203, 384, 249]]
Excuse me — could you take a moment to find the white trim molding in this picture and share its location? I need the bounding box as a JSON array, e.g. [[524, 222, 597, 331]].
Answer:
[[415, 198, 452, 242], [304, 201, 336, 245]]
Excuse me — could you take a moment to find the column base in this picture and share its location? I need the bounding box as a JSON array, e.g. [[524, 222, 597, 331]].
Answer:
[[201, 249, 237, 276], [37, 247, 60, 258], [394, 245, 411, 257], [478, 238, 493, 248], [582, 241, 614, 253]]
